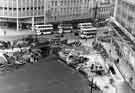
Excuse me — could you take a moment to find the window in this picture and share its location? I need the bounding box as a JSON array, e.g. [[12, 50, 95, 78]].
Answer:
[[13, 8, 16, 11], [9, 8, 12, 10], [0, 7, 3, 10], [4, 7, 7, 10], [129, 5, 135, 12], [60, 0, 63, 5], [55, 1, 57, 6], [122, 11, 126, 18], [128, 16, 134, 23], [19, 8, 21, 11]]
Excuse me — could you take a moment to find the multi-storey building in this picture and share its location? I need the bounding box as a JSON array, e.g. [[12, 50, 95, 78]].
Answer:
[[96, 0, 114, 20], [46, 0, 113, 23], [0, 0, 45, 30], [0, 0, 113, 31], [115, 0, 135, 36], [45, 0, 96, 23], [114, 0, 135, 90]]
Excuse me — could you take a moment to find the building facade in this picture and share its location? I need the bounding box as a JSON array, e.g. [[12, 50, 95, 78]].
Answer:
[[45, 0, 96, 23], [0, 0, 113, 31], [115, 0, 135, 36], [114, 0, 135, 89], [96, 0, 114, 20], [45, 0, 113, 23], [0, 0, 45, 30]]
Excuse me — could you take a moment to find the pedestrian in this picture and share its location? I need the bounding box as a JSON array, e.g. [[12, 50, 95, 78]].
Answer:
[[4, 30, 6, 36], [115, 58, 119, 64], [7, 41, 11, 48], [129, 77, 133, 84], [11, 45, 14, 50], [30, 55, 34, 63]]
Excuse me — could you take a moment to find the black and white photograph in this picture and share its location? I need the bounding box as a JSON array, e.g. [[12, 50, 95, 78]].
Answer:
[[0, 0, 134, 93]]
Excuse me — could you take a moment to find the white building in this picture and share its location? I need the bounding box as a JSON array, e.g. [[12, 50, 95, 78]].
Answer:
[[0, 0, 114, 31], [115, 0, 135, 36]]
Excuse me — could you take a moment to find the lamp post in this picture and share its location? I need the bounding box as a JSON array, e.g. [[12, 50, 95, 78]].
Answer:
[[32, 0, 35, 32], [113, 0, 118, 18], [90, 78, 94, 93], [44, 0, 47, 24], [93, 0, 98, 25], [16, 0, 19, 31]]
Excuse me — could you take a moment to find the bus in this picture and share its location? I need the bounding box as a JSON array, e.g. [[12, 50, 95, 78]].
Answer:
[[34, 24, 53, 35], [78, 22, 93, 29], [79, 27, 97, 39], [58, 24, 73, 33], [78, 22, 97, 39]]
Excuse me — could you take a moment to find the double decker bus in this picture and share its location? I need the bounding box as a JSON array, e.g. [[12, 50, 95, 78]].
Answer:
[[78, 22, 93, 29], [58, 24, 73, 33], [79, 27, 97, 39], [34, 24, 53, 35], [78, 23, 97, 39]]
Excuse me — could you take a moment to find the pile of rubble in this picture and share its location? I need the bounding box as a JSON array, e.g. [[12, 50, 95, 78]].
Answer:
[[0, 35, 42, 72]]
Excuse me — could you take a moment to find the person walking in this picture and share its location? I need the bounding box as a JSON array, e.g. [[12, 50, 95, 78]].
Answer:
[[3, 30, 6, 36]]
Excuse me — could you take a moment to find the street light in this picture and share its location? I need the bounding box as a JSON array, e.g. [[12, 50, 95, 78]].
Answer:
[[16, 0, 19, 31], [90, 78, 94, 93], [32, 0, 35, 32]]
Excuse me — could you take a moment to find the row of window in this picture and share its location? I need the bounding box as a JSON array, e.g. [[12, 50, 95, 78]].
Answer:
[[0, 10, 44, 16], [0, 6, 44, 11], [117, 4, 135, 24], [98, 7, 111, 12], [120, 0, 135, 12], [48, 7, 95, 16], [47, 12, 93, 21], [47, 11, 110, 19], [50, 0, 92, 6], [97, 13, 111, 18], [116, 14, 135, 36]]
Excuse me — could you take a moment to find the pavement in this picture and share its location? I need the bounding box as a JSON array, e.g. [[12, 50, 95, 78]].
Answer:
[[101, 40, 135, 91], [109, 20, 135, 90], [0, 55, 93, 93], [0, 28, 36, 41], [117, 58, 135, 90]]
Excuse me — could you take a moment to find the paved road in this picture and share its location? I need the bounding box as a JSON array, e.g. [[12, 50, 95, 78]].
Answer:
[[0, 55, 92, 93], [116, 81, 135, 93]]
